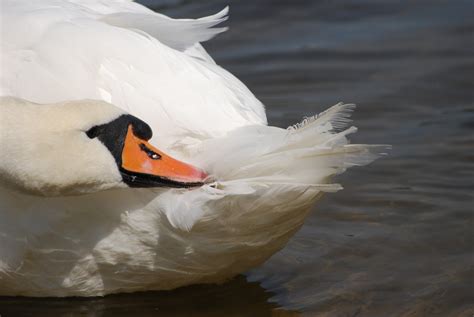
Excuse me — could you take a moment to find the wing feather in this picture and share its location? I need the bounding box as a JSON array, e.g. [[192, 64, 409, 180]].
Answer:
[[101, 6, 229, 52]]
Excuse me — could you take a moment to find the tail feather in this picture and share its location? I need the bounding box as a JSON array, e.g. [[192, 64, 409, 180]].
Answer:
[[163, 104, 389, 231], [188, 102, 387, 182], [287, 102, 355, 133]]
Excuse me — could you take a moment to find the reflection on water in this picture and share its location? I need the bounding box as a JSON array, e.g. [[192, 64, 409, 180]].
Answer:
[[1, 0, 473, 316], [0, 276, 297, 316]]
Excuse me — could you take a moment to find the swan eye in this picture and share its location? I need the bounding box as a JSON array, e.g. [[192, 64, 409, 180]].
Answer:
[[85, 126, 100, 139], [139, 143, 161, 160]]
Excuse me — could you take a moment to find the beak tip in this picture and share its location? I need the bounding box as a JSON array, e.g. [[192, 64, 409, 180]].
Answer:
[[203, 173, 215, 184], [197, 169, 212, 184], [178, 167, 210, 187]]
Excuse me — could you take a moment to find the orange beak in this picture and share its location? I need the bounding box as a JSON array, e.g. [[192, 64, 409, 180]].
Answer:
[[121, 125, 208, 187]]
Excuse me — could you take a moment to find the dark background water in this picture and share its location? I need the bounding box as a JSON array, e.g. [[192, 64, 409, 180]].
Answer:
[[1, 0, 473, 316]]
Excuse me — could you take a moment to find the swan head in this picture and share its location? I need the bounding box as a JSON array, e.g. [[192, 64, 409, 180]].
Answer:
[[0, 97, 208, 196]]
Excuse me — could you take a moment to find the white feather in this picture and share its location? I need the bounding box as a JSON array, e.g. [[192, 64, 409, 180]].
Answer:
[[101, 6, 229, 51]]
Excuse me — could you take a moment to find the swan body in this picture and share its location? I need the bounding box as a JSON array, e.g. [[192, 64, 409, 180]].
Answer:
[[0, 0, 386, 296]]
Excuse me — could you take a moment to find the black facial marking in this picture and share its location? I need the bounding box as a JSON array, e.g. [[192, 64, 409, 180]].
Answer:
[[86, 114, 152, 167], [86, 114, 203, 188]]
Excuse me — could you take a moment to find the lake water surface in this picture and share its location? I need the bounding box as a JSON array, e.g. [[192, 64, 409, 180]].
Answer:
[[1, 0, 473, 316]]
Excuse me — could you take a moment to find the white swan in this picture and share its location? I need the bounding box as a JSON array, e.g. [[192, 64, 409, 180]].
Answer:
[[0, 0, 387, 297]]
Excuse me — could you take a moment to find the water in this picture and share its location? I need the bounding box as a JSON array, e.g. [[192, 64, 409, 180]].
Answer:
[[1, 0, 473, 316]]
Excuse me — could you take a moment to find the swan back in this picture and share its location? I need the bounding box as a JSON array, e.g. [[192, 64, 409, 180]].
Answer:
[[1, 0, 266, 150]]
